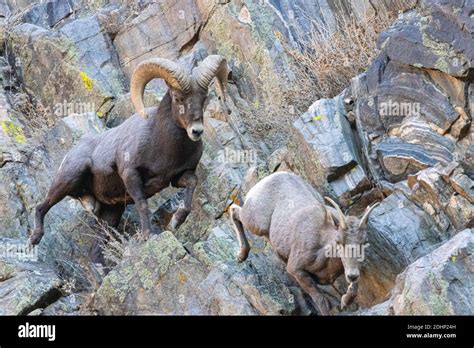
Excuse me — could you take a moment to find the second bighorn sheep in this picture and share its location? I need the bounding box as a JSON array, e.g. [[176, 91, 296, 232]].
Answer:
[[229, 172, 379, 315], [30, 55, 228, 266]]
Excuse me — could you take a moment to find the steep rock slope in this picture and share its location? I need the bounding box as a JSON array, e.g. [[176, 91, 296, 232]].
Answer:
[[0, 0, 471, 315], [287, 0, 473, 310]]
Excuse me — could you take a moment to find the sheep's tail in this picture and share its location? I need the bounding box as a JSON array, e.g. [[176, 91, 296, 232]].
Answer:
[[229, 204, 250, 262]]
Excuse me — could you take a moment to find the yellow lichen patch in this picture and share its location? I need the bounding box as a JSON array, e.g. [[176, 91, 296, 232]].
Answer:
[[224, 188, 242, 213], [274, 30, 284, 41], [177, 272, 188, 284], [96, 111, 104, 118], [230, 190, 241, 206], [1, 120, 26, 144], [80, 71, 94, 92]]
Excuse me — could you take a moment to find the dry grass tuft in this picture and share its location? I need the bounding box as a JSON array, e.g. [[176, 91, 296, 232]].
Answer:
[[284, 1, 416, 106]]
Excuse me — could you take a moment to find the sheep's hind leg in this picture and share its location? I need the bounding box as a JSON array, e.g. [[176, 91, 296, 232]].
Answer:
[[229, 204, 250, 262], [31, 179, 74, 245], [170, 170, 197, 230], [91, 204, 125, 273]]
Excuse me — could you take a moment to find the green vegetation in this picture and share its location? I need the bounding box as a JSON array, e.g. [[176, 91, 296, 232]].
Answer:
[[1, 119, 26, 144]]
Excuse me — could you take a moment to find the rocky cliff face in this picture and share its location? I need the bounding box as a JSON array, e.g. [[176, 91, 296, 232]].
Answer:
[[288, 0, 474, 310], [0, 0, 472, 316]]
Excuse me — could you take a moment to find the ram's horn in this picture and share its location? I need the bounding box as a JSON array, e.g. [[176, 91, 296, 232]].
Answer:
[[131, 58, 191, 118], [192, 55, 228, 103]]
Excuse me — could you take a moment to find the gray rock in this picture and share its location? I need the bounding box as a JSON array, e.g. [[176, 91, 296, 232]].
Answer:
[[94, 230, 271, 315], [94, 231, 195, 315], [379, 0, 473, 77], [60, 16, 126, 97], [350, 17, 470, 186], [294, 96, 359, 179], [0, 239, 62, 315], [406, 163, 473, 232], [114, 0, 202, 75], [267, 146, 288, 173], [376, 137, 452, 182], [8, 22, 123, 116], [22, 0, 72, 28], [105, 91, 162, 128], [22, 4, 50, 28], [291, 95, 370, 202], [42, 293, 85, 316], [45, 0, 73, 27], [389, 229, 473, 315], [358, 192, 445, 307], [193, 222, 300, 315], [354, 300, 392, 316], [94, 226, 306, 315], [0, 1, 10, 17], [5, 0, 34, 12], [196, 267, 259, 315]]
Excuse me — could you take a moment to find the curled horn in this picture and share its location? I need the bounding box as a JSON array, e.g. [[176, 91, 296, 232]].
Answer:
[[192, 55, 228, 103], [359, 202, 380, 229], [130, 58, 191, 118], [324, 197, 347, 230]]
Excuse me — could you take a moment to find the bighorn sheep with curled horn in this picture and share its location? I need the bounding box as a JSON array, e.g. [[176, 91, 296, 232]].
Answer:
[[229, 172, 379, 314], [30, 55, 228, 267]]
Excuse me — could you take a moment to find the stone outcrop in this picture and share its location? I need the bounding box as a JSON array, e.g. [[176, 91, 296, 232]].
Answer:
[[93, 230, 301, 315], [0, 238, 62, 315], [291, 95, 371, 201], [358, 229, 473, 315], [359, 192, 444, 306], [388, 229, 473, 315]]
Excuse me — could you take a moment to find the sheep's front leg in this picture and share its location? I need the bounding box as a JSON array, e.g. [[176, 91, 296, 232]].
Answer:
[[287, 265, 332, 315], [170, 170, 197, 230], [122, 168, 153, 239], [341, 281, 358, 310]]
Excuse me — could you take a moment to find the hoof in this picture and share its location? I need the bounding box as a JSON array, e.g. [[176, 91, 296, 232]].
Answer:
[[236, 248, 249, 263], [170, 208, 189, 231], [29, 230, 44, 245], [341, 293, 356, 309], [141, 230, 151, 241], [170, 216, 180, 231], [341, 295, 349, 310]]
